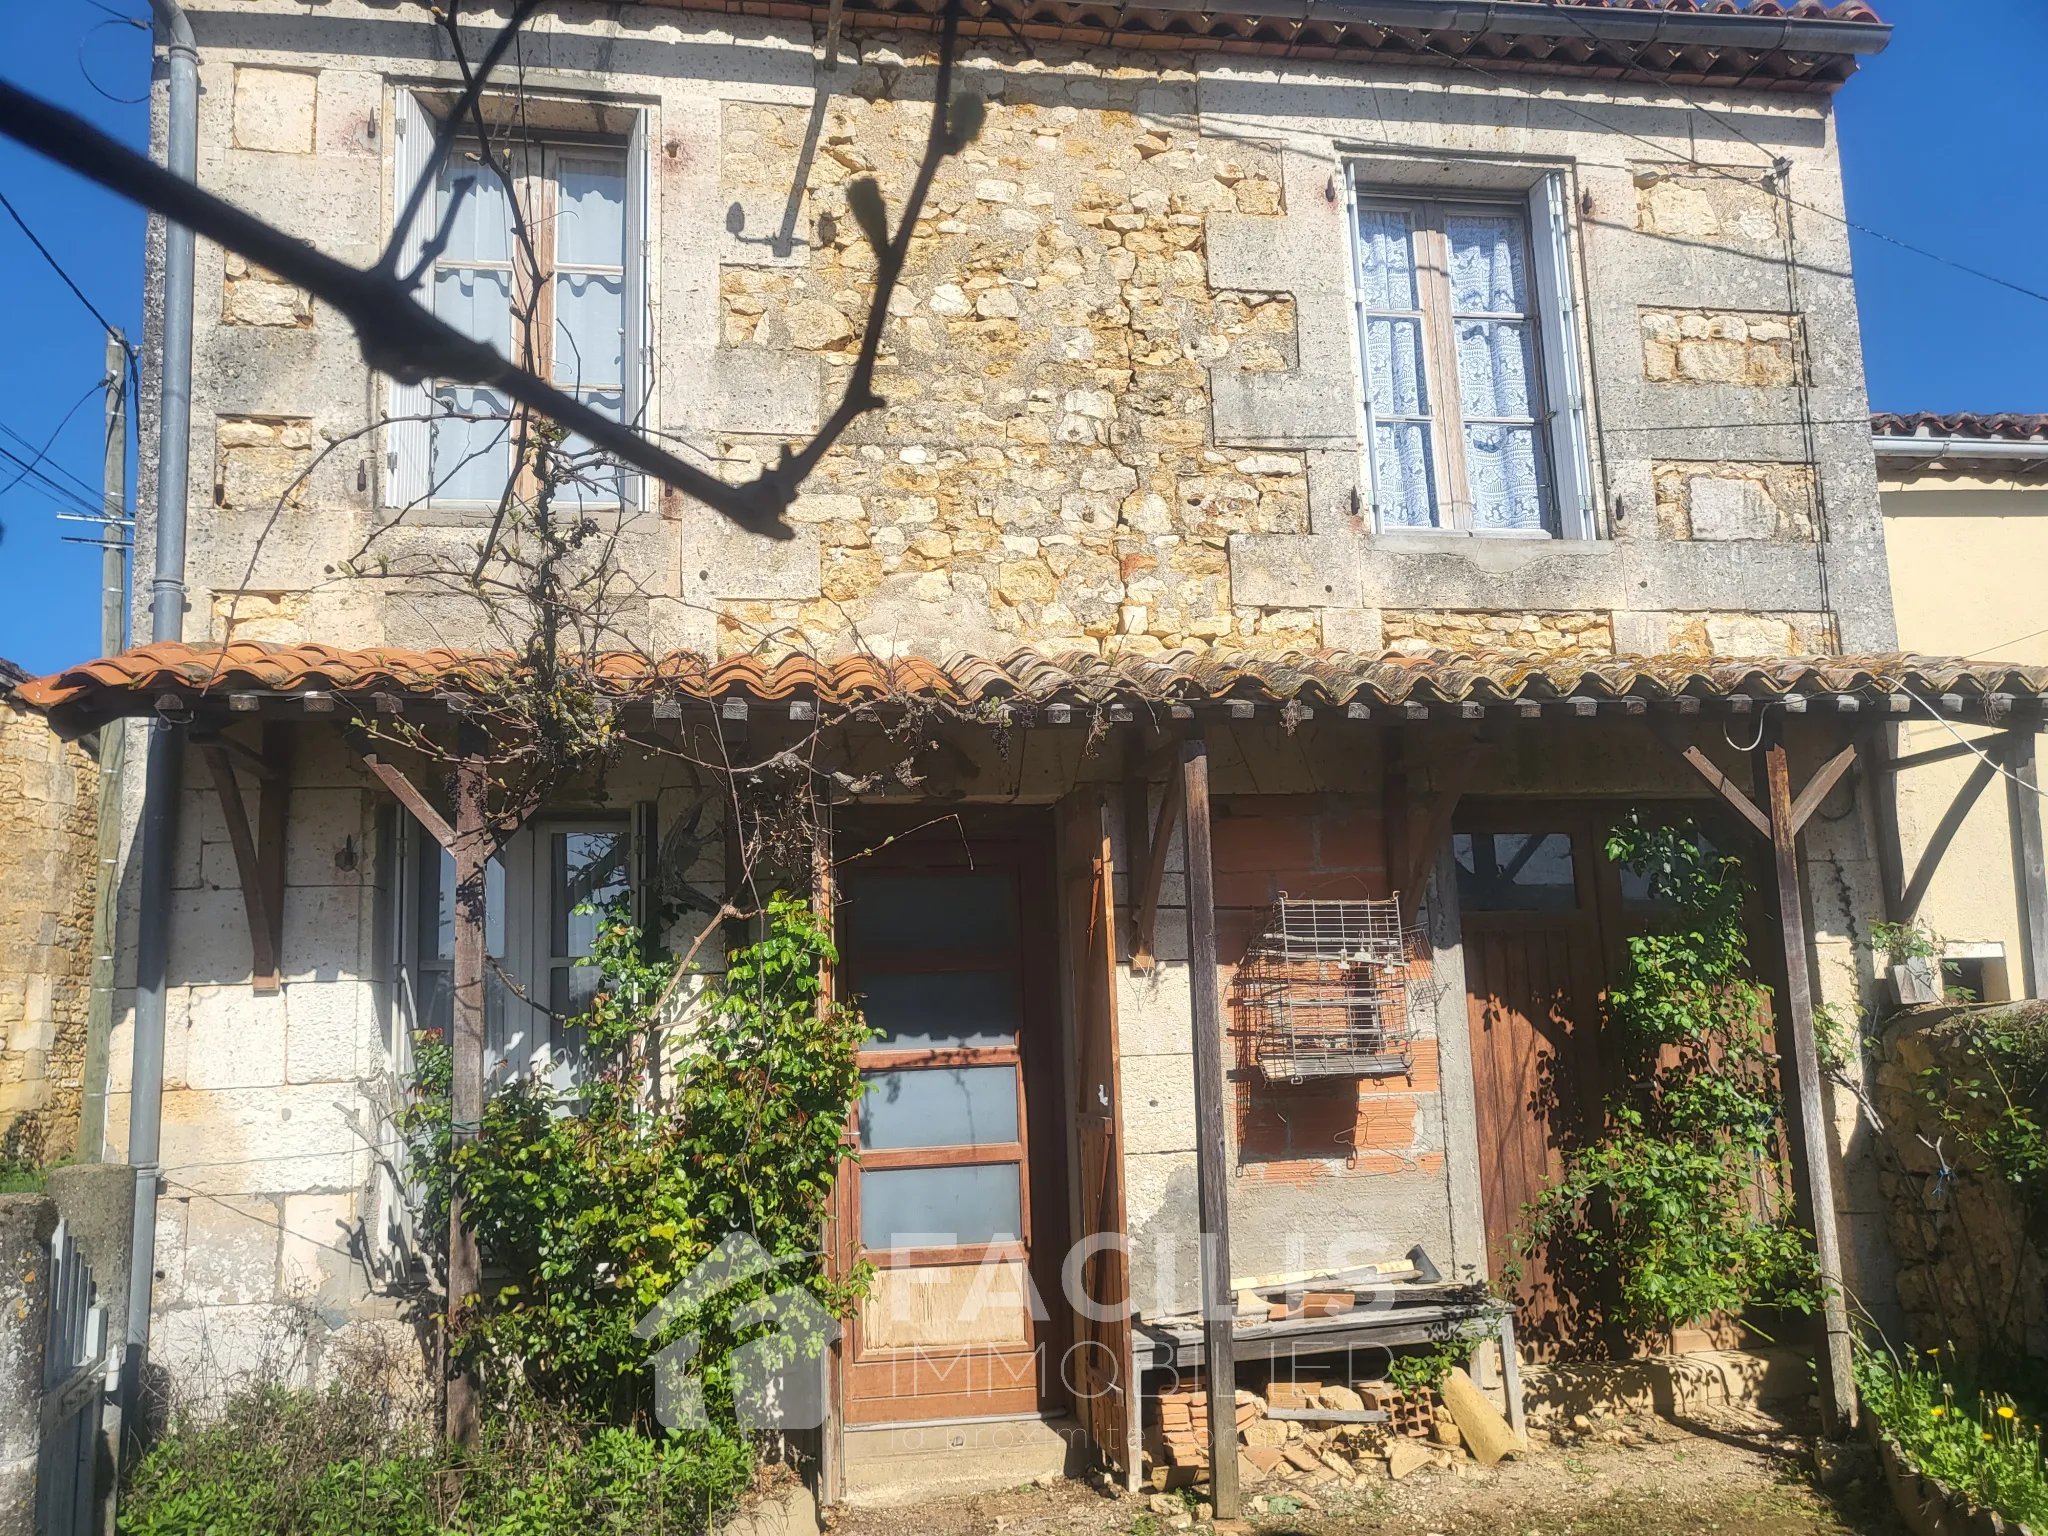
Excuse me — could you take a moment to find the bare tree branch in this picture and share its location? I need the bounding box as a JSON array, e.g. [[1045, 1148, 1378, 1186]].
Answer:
[[0, 1, 979, 539]]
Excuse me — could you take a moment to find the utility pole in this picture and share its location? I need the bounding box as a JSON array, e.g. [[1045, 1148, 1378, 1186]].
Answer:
[[77, 329, 129, 1162]]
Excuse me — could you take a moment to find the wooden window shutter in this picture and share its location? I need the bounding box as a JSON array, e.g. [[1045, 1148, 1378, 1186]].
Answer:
[[1526, 172, 1596, 540], [385, 88, 435, 508]]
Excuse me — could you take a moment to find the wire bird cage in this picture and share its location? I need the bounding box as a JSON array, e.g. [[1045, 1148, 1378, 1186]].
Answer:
[[1233, 896, 1417, 1082]]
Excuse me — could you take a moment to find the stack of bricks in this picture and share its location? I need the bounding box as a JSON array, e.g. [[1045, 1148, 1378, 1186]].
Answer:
[[1358, 1382, 1436, 1438], [1148, 1382, 1260, 1469]]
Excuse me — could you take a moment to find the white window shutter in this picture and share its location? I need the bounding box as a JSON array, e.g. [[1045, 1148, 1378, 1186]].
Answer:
[[1528, 173, 1595, 540], [385, 89, 435, 508], [623, 108, 652, 512]]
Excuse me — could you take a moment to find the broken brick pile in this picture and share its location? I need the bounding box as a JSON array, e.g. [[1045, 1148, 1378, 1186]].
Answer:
[[1144, 1376, 1460, 1491]]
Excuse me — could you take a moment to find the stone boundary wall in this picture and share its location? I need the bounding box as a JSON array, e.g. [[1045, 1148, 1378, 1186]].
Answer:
[[1873, 1005, 2048, 1361], [0, 691, 99, 1162]]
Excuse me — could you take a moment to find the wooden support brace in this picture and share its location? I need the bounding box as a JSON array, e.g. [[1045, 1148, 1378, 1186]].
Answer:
[[1402, 743, 1489, 908], [360, 751, 456, 851], [2008, 728, 2048, 999], [1657, 729, 1772, 841], [201, 745, 280, 993], [1787, 741, 1862, 835], [1131, 768, 1184, 972]]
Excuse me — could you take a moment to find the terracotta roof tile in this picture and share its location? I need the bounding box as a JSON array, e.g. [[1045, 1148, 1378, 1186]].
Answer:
[[638, 0, 1886, 90], [1872, 412, 2048, 442], [15, 642, 2046, 735]]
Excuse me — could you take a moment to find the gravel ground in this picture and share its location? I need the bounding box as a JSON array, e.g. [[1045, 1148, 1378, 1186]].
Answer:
[[824, 1406, 1902, 1536]]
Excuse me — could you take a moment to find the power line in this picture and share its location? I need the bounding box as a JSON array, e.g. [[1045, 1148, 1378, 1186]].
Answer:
[[0, 186, 134, 347], [1407, 32, 2048, 310], [0, 440, 104, 518], [0, 416, 104, 505], [0, 379, 102, 504]]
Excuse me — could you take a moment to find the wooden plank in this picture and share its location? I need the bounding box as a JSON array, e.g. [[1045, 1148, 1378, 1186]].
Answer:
[[199, 746, 278, 993], [2008, 729, 2048, 999], [1902, 756, 1999, 922], [1132, 767, 1183, 971], [445, 748, 489, 1450], [1124, 733, 1152, 957], [360, 752, 456, 851], [1788, 741, 1862, 834], [1659, 732, 1772, 840], [1886, 735, 2005, 774], [1763, 727, 1856, 1437], [1179, 735, 1238, 1520]]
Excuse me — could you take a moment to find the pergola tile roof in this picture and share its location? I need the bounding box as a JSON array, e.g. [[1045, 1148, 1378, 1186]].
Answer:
[[16, 642, 2047, 735]]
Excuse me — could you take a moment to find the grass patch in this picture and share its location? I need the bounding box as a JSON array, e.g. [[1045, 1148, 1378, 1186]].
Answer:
[[1858, 1348, 2048, 1531]]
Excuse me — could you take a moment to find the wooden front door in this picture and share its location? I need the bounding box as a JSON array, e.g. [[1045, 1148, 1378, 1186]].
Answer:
[[1456, 809, 1612, 1345], [835, 814, 1070, 1424]]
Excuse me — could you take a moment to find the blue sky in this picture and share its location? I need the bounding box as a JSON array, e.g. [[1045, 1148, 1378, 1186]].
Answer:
[[0, 0, 2043, 676]]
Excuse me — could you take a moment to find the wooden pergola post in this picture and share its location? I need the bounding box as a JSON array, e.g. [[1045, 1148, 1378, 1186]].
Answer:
[[1758, 719, 1856, 1438], [1180, 733, 1239, 1518], [445, 749, 490, 1448]]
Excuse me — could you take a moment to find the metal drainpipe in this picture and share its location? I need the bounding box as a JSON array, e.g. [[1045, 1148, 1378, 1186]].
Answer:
[[123, 0, 197, 1430]]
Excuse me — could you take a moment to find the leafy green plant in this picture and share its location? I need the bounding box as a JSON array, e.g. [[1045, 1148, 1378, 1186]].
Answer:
[[449, 892, 872, 1426], [1870, 920, 1943, 966], [1859, 1346, 2048, 1532], [1386, 1338, 1467, 1395], [1916, 1006, 2048, 1231], [1519, 813, 1817, 1339], [117, 1382, 752, 1536]]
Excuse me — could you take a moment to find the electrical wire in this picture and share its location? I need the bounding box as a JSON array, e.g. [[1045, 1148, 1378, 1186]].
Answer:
[[0, 443, 102, 519], [0, 378, 103, 504], [1407, 32, 2048, 310], [1896, 685, 2044, 800], [0, 417, 105, 506], [0, 187, 134, 347]]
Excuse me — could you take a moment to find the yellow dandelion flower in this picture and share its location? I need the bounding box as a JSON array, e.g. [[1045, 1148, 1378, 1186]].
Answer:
[[1931, 1407, 1945, 1418], [1985, 1433, 1995, 1443], [2000, 1406, 2018, 1420]]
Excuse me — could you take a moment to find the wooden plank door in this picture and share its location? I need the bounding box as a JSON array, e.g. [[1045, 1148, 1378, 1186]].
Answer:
[[1455, 812, 1610, 1347], [1059, 791, 1135, 1480]]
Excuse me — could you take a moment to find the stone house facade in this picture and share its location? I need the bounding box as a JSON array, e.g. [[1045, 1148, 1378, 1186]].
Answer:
[[42, 0, 2048, 1501]]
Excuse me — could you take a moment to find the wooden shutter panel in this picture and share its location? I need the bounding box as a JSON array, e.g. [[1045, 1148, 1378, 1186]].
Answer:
[[1527, 173, 1596, 541], [385, 89, 435, 508], [623, 107, 652, 512]]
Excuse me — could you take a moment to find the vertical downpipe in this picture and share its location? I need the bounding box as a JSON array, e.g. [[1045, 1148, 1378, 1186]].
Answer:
[[123, 0, 198, 1439]]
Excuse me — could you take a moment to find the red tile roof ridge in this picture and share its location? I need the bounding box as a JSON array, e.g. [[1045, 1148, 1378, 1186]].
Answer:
[[1871, 411, 2048, 442], [16, 641, 2048, 724]]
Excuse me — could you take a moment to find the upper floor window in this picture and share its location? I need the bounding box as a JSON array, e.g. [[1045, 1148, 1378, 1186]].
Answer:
[[386, 93, 649, 512], [1349, 178, 1594, 540]]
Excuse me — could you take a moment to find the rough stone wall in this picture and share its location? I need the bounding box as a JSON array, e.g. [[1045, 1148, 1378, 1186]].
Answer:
[[0, 696, 98, 1163], [1873, 1006, 2048, 1362], [1382, 611, 1614, 658], [143, 5, 1897, 673]]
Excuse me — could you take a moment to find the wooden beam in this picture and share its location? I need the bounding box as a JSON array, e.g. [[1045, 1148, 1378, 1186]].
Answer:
[[1123, 733, 1153, 966], [1131, 768, 1183, 972], [2007, 728, 2048, 999], [1885, 735, 2007, 775], [1788, 741, 1862, 835], [1402, 743, 1489, 906], [1659, 730, 1772, 840], [200, 745, 279, 993], [1762, 726, 1856, 1437], [189, 728, 282, 780], [445, 747, 489, 1451], [1179, 735, 1238, 1521], [360, 752, 456, 851], [1901, 756, 1999, 922]]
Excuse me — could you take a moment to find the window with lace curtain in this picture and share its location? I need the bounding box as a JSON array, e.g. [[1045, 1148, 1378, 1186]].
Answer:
[[384, 93, 651, 514], [1352, 192, 1588, 537]]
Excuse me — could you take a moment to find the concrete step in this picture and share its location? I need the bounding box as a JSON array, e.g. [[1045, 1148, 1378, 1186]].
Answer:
[[840, 1414, 1091, 1506]]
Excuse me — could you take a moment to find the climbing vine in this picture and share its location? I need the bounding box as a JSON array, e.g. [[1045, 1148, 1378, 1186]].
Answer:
[[1519, 812, 1818, 1339], [404, 893, 871, 1428], [1916, 1006, 2048, 1234]]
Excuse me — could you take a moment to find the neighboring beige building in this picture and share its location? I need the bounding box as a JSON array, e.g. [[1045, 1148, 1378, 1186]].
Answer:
[[0, 659, 100, 1163], [1875, 414, 2048, 1002]]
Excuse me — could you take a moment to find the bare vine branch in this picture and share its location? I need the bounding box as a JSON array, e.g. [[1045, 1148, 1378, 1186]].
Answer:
[[0, 1, 979, 539]]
